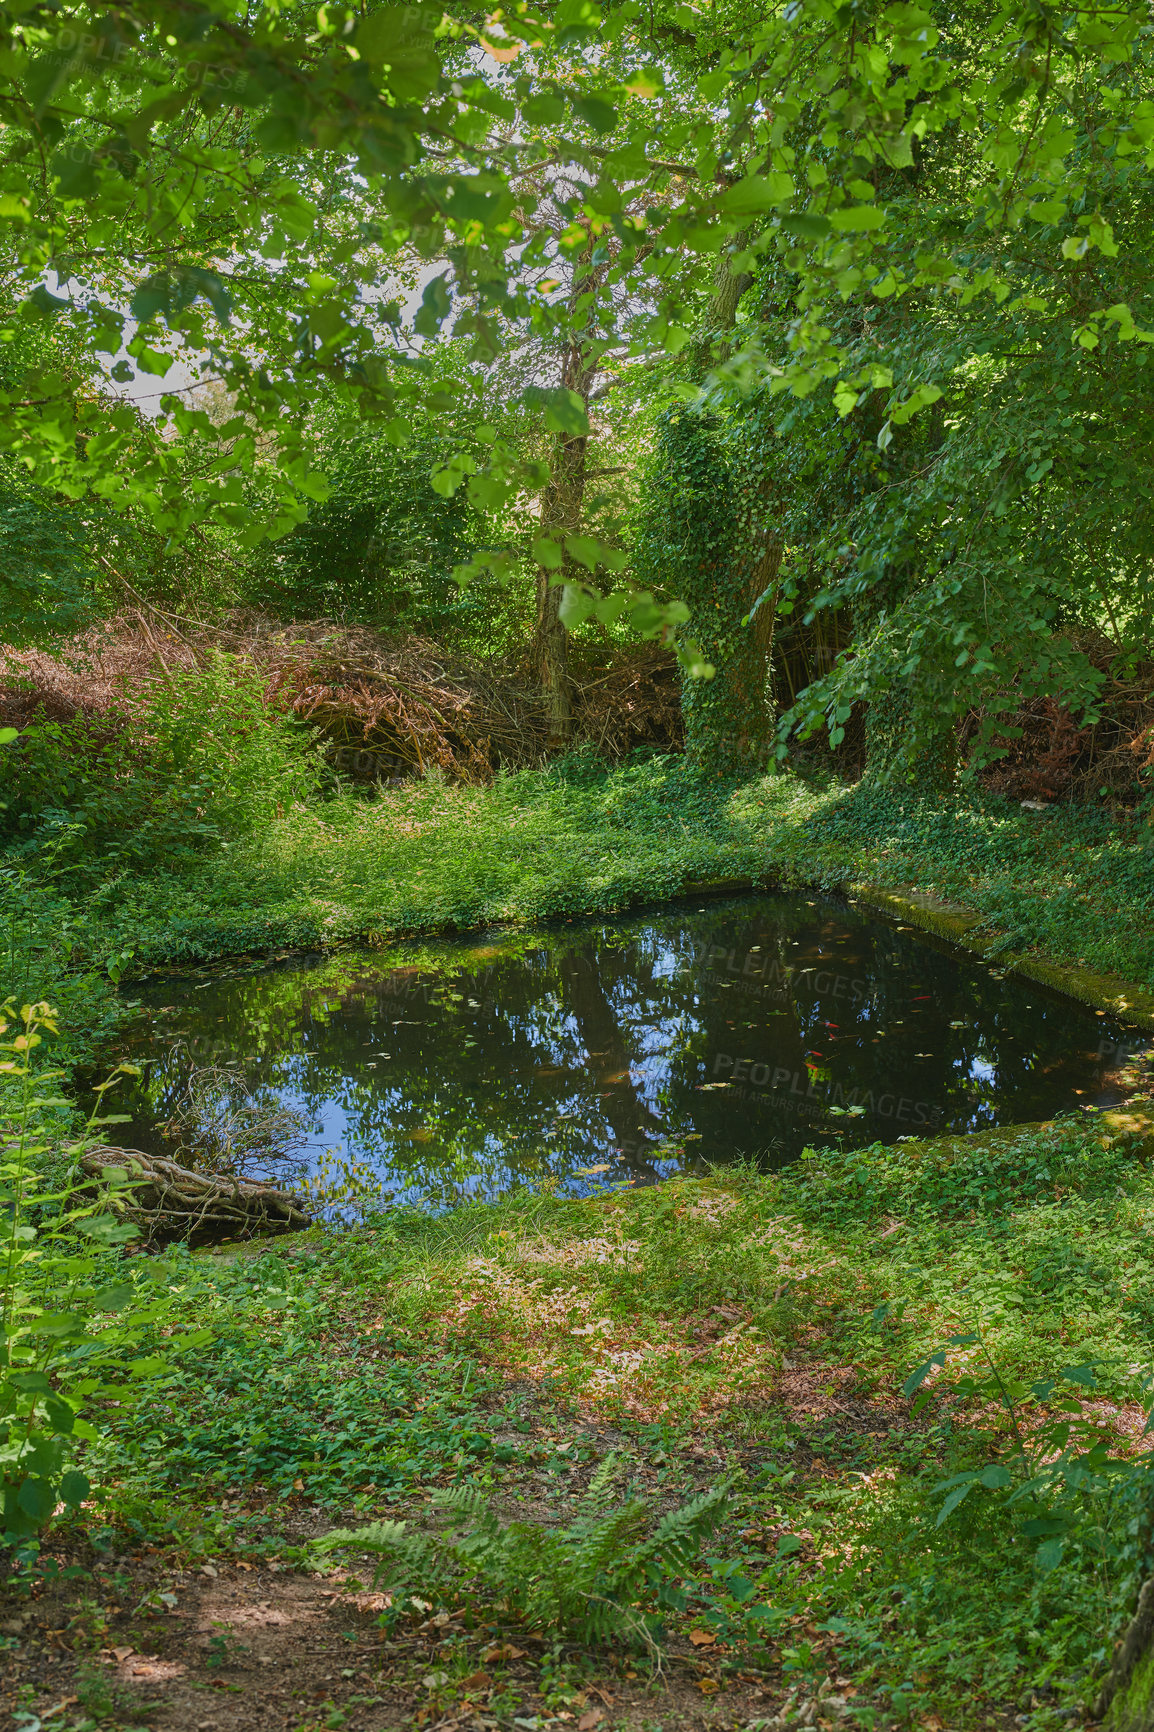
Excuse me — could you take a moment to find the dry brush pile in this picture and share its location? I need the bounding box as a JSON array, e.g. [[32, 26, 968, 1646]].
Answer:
[[0, 609, 684, 785]]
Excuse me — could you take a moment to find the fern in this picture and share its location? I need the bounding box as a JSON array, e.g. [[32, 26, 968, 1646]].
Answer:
[[315, 1466, 732, 1649]]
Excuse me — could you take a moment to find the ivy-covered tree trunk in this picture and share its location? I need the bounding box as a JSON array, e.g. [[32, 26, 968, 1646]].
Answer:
[[863, 681, 960, 790], [640, 409, 781, 778], [1096, 1576, 1154, 1732], [673, 249, 781, 777]]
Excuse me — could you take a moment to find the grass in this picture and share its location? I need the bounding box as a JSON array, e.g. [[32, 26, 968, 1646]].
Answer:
[[6, 734, 1154, 1726], [65, 1110, 1154, 1729], [7, 756, 1154, 1012]]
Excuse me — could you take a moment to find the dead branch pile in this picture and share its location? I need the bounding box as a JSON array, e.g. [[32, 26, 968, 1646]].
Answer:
[[0, 610, 684, 782], [81, 1145, 312, 1243], [251, 619, 543, 781], [569, 644, 684, 762], [963, 634, 1154, 805]]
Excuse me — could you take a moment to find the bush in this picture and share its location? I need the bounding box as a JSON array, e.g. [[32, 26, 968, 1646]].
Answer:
[[0, 653, 324, 886], [316, 1464, 730, 1649], [0, 1000, 204, 1560]]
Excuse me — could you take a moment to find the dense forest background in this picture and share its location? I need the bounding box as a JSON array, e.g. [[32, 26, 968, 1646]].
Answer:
[[2, 0, 1153, 851]]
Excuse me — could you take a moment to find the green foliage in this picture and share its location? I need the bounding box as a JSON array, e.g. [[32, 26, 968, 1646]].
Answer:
[[0, 470, 96, 643], [249, 421, 494, 642], [0, 654, 324, 887], [26, 767, 1151, 1002], [784, 1121, 1143, 1229], [316, 1465, 729, 1648], [0, 1000, 201, 1556], [634, 409, 776, 774], [103, 1281, 508, 1506], [902, 1325, 1154, 1587]]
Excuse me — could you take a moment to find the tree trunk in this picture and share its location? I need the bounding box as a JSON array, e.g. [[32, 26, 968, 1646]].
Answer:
[[533, 372, 589, 748], [532, 246, 603, 750], [677, 248, 781, 777], [863, 679, 960, 790], [1096, 1577, 1154, 1732]]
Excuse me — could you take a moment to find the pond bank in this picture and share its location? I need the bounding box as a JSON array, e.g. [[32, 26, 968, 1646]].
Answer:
[[19, 1104, 1154, 1731]]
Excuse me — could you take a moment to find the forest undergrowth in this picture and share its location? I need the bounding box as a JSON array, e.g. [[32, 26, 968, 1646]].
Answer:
[[5, 701, 1154, 1730], [8, 1124, 1154, 1731], [2, 671, 1153, 1088]]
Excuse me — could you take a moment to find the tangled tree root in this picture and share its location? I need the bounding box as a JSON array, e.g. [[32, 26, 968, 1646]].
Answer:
[[81, 1147, 312, 1243]]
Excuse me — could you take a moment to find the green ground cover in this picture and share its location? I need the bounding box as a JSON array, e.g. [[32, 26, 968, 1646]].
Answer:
[[6, 754, 1154, 1066], [54, 1113, 1154, 1729], [6, 736, 1154, 1729]]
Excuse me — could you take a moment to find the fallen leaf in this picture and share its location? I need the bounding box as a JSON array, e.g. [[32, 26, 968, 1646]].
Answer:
[[696, 1678, 721, 1694], [109, 1645, 135, 1662], [688, 1630, 717, 1647], [483, 1642, 528, 1662], [578, 1712, 604, 1731], [462, 1672, 492, 1691], [39, 1698, 78, 1720], [128, 1658, 187, 1681]]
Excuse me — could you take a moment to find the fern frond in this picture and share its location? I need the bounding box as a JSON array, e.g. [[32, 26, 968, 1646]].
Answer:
[[582, 1450, 626, 1510], [314, 1520, 442, 1592]]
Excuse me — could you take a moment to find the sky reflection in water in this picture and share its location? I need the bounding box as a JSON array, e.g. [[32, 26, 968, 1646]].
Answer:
[[109, 893, 1138, 1211]]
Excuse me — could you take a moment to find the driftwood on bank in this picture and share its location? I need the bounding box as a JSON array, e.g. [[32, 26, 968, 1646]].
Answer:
[[81, 1147, 312, 1243]]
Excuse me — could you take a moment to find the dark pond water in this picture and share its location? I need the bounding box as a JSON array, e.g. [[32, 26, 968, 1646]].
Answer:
[[104, 893, 1140, 1213]]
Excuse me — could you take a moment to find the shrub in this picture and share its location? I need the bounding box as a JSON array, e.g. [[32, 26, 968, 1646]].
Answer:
[[0, 653, 323, 885], [316, 1462, 730, 1648]]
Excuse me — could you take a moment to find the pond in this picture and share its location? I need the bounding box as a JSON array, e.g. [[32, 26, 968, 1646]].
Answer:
[[105, 893, 1139, 1213]]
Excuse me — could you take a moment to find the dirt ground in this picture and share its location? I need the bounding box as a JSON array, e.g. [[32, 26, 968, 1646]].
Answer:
[[0, 1541, 807, 1732]]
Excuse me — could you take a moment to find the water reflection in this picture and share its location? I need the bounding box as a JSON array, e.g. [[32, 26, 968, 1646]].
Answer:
[[105, 894, 1137, 1210]]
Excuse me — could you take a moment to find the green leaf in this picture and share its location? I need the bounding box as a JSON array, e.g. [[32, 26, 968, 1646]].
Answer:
[[780, 212, 831, 239], [828, 206, 887, 232], [523, 91, 565, 126], [1060, 1363, 1098, 1388], [902, 1351, 946, 1396], [722, 172, 794, 212], [532, 537, 564, 570], [978, 1464, 1013, 1489], [413, 274, 453, 338], [558, 584, 596, 628], [15, 1475, 54, 1521], [570, 94, 617, 133], [1022, 1516, 1071, 1538], [564, 533, 604, 571], [936, 1481, 977, 1524], [59, 1469, 90, 1506], [523, 386, 589, 437]]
